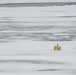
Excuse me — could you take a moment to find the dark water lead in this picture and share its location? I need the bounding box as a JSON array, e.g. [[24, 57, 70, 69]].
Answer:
[[0, 2, 76, 7]]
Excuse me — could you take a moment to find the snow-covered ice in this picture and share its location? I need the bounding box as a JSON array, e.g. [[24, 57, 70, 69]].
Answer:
[[0, 1, 76, 75], [0, 40, 76, 75]]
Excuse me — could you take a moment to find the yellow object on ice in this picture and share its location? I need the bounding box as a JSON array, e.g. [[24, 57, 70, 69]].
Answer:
[[54, 44, 61, 51]]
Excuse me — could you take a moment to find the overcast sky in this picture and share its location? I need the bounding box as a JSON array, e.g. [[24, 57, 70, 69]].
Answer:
[[0, 0, 76, 3]]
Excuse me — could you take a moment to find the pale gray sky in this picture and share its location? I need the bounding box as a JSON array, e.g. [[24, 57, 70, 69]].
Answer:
[[0, 0, 76, 3]]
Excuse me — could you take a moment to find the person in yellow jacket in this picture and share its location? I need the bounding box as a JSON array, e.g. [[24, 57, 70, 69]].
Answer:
[[54, 44, 61, 51]]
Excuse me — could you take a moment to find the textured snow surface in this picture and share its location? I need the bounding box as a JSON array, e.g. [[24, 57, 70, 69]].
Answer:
[[0, 0, 76, 75], [0, 40, 76, 75]]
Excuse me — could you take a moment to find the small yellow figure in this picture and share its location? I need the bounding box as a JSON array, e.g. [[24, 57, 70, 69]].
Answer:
[[54, 44, 61, 51]]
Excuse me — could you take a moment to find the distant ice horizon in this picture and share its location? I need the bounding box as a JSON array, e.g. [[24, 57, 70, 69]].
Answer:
[[0, 0, 76, 4], [0, 1, 76, 41]]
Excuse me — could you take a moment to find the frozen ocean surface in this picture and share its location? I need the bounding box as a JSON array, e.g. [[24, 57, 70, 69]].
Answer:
[[0, 0, 76, 75]]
